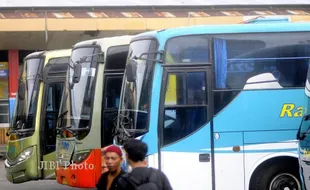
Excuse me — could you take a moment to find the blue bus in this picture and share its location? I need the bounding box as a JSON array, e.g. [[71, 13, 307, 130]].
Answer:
[[297, 58, 310, 190], [115, 22, 310, 190]]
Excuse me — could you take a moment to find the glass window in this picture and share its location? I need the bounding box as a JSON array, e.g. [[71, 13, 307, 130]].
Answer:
[[163, 71, 208, 146], [213, 33, 310, 89], [165, 36, 209, 64], [59, 47, 100, 136], [118, 40, 156, 135], [12, 58, 42, 130], [45, 82, 64, 154], [101, 76, 123, 147], [105, 76, 123, 108], [49, 57, 70, 65], [105, 45, 129, 70], [165, 33, 310, 90]]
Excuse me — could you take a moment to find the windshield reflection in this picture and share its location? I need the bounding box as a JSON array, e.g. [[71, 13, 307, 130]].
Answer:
[[59, 47, 99, 135], [12, 58, 42, 130], [118, 40, 156, 136]]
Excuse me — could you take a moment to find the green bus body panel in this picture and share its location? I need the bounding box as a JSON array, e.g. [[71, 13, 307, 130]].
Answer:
[[56, 64, 103, 159], [42, 151, 56, 179], [5, 145, 38, 183], [6, 135, 36, 159]]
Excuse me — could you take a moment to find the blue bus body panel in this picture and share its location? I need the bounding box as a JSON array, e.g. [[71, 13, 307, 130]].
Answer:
[[141, 64, 163, 155], [214, 89, 304, 132], [146, 89, 304, 153], [134, 22, 310, 155], [143, 82, 305, 154]]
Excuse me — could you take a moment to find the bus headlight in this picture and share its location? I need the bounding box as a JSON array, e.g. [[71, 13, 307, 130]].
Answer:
[[72, 150, 91, 164], [16, 147, 33, 162]]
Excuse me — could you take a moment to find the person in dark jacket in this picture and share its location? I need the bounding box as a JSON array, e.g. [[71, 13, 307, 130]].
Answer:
[[96, 145, 125, 190], [116, 139, 173, 190]]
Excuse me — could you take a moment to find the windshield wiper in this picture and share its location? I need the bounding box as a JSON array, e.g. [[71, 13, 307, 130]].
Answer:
[[113, 111, 134, 141], [6, 120, 34, 136], [68, 126, 90, 132], [6, 126, 21, 136], [58, 110, 68, 119], [57, 110, 68, 132], [57, 125, 90, 137], [57, 125, 77, 136]]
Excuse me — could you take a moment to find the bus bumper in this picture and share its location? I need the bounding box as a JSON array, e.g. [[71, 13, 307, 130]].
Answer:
[[4, 147, 38, 183], [55, 149, 101, 188]]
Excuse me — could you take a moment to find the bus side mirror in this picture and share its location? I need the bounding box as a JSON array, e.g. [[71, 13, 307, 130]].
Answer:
[[73, 64, 82, 83], [126, 59, 137, 82]]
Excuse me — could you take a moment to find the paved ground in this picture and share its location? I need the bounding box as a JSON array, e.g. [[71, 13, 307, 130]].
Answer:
[[0, 160, 86, 189]]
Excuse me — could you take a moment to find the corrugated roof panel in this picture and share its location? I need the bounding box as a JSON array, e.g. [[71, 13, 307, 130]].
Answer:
[[1, 0, 310, 7]]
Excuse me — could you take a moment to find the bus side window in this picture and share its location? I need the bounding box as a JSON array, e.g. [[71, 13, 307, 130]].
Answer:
[[213, 37, 310, 115], [214, 37, 310, 90], [45, 82, 64, 154], [163, 72, 208, 146], [104, 76, 122, 108], [101, 76, 123, 147]]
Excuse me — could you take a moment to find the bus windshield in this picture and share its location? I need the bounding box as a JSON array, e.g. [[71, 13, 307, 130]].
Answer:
[[118, 40, 155, 137], [12, 58, 42, 131], [59, 47, 99, 136]]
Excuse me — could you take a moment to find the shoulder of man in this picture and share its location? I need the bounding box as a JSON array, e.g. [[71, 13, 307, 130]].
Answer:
[[116, 168, 156, 189], [140, 167, 167, 189], [115, 172, 137, 190], [150, 168, 173, 190], [96, 172, 110, 189]]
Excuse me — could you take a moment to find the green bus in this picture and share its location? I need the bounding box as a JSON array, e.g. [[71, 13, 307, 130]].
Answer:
[[4, 49, 71, 183]]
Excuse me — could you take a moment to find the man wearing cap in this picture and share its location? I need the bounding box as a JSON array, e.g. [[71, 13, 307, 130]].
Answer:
[[96, 145, 125, 190]]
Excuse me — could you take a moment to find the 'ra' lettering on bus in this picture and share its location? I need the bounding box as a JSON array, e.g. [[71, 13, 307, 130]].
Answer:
[[280, 104, 304, 118]]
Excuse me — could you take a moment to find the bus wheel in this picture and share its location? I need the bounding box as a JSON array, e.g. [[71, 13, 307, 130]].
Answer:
[[269, 173, 300, 190], [251, 161, 301, 190]]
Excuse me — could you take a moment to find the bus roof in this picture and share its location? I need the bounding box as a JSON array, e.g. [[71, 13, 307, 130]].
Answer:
[[24, 51, 45, 60], [73, 35, 134, 53], [43, 49, 72, 59], [43, 49, 72, 64], [3, 0, 310, 8], [24, 49, 72, 61], [133, 22, 310, 44]]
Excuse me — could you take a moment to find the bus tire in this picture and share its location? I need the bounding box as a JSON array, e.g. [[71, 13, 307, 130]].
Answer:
[[250, 160, 301, 190]]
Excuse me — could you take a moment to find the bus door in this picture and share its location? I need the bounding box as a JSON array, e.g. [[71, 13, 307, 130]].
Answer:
[[40, 63, 67, 179], [159, 65, 213, 190]]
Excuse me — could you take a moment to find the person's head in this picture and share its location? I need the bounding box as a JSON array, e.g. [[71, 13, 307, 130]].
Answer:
[[123, 139, 148, 166], [104, 145, 123, 172], [101, 155, 109, 173]]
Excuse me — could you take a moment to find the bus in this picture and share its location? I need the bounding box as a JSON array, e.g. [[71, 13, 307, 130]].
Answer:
[[4, 49, 71, 183], [297, 63, 310, 189], [114, 22, 310, 190], [55, 35, 133, 188]]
